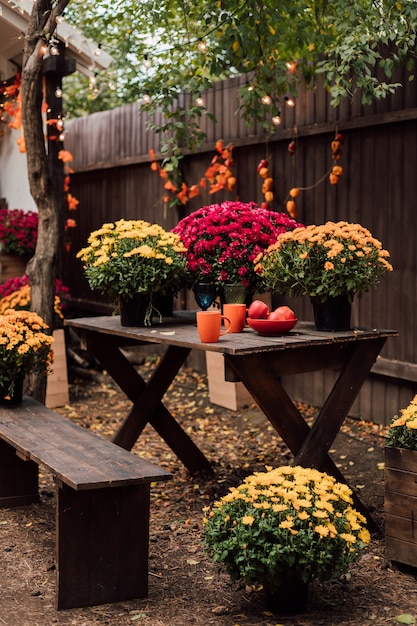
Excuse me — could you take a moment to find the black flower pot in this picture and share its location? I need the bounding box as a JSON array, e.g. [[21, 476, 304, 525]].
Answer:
[[311, 294, 352, 331]]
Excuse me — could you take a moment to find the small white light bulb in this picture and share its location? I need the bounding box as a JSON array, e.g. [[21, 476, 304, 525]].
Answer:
[[272, 115, 281, 126], [261, 95, 271, 105], [142, 92, 152, 104], [55, 87, 63, 98]]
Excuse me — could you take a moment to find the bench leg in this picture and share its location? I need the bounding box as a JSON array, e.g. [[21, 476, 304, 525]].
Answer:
[[56, 482, 151, 610], [0, 439, 39, 507]]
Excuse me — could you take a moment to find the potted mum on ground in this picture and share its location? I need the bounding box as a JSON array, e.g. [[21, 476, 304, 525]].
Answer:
[[0, 310, 54, 404], [203, 465, 370, 615], [385, 395, 417, 568], [172, 200, 301, 307], [0, 208, 38, 282], [254, 221, 393, 330], [77, 219, 189, 326]]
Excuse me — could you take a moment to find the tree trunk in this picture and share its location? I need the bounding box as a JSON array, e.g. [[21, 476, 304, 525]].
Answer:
[[21, 0, 70, 401]]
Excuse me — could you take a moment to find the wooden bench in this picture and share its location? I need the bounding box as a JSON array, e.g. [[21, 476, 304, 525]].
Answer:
[[0, 397, 172, 610]]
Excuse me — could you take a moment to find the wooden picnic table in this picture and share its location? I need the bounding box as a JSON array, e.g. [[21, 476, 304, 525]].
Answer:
[[68, 314, 397, 526]]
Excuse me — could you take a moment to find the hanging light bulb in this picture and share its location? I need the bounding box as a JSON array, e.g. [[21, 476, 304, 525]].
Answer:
[[39, 44, 48, 56], [247, 84, 254, 91], [261, 94, 272, 105], [89, 75, 97, 87], [93, 45, 102, 57], [285, 96, 295, 107], [55, 15, 63, 24], [59, 131, 65, 142], [142, 92, 152, 104], [197, 39, 207, 53], [286, 61, 297, 74], [50, 45, 60, 56], [272, 115, 281, 126], [143, 54, 152, 69], [196, 95, 204, 106], [55, 87, 63, 98], [56, 119, 64, 130]]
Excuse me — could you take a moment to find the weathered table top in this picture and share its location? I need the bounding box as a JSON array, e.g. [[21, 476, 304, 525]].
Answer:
[[68, 314, 397, 356]]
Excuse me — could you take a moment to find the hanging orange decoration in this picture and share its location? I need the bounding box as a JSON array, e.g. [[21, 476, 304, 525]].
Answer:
[[257, 158, 275, 208], [149, 139, 237, 206]]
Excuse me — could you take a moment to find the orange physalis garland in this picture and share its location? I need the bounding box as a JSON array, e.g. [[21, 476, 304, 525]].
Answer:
[[149, 139, 237, 207], [58, 149, 79, 250]]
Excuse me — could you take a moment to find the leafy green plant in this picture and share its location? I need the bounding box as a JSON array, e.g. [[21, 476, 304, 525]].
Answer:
[[387, 395, 417, 451], [254, 221, 393, 300], [77, 219, 189, 299], [203, 466, 370, 593]]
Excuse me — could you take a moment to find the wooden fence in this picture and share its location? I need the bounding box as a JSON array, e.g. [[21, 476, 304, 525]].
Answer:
[[64, 68, 417, 425]]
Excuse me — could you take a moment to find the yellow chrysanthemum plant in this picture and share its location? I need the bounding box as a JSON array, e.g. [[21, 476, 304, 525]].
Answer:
[[202, 466, 370, 597], [0, 285, 65, 326], [254, 221, 393, 301], [387, 395, 417, 450], [0, 310, 54, 399], [77, 219, 190, 323]]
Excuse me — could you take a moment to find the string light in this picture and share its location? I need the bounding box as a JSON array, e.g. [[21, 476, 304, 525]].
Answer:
[[39, 44, 48, 56], [195, 95, 204, 106], [197, 39, 207, 52], [55, 15, 63, 24], [143, 54, 152, 69], [93, 44, 102, 57], [59, 132, 65, 142], [56, 119, 64, 130], [50, 45, 60, 56], [261, 94, 271, 105], [272, 115, 281, 126], [285, 96, 295, 107], [286, 61, 297, 74], [142, 92, 152, 104], [89, 75, 97, 87], [55, 87, 63, 98]]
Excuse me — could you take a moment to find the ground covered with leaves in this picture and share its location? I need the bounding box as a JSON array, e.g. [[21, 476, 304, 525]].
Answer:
[[1, 354, 417, 626]]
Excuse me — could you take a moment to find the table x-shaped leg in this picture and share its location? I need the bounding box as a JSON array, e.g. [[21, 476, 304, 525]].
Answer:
[[85, 333, 212, 473], [225, 336, 387, 529]]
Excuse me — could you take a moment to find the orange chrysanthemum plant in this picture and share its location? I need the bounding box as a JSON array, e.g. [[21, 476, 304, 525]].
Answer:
[[387, 395, 417, 451]]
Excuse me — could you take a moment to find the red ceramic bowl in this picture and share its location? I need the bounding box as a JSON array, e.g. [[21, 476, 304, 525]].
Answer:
[[246, 317, 298, 336]]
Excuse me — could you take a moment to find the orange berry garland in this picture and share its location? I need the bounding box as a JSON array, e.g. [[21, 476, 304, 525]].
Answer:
[[329, 133, 344, 185], [149, 140, 237, 206], [257, 159, 274, 207]]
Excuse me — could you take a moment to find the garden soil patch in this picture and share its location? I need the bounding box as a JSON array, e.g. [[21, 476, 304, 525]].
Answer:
[[1, 355, 417, 626]]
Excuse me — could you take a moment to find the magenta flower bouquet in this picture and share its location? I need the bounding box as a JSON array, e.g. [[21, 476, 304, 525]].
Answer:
[[172, 201, 301, 291], [0, 208, 38, 256]]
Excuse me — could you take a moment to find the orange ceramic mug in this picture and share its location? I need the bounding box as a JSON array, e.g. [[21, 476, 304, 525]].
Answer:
[[197, 310, 231, 343], [223, 303, 247, 333]]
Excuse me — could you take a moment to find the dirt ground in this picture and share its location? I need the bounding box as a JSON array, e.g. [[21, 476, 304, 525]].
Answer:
[[1, 354, 417, 626]]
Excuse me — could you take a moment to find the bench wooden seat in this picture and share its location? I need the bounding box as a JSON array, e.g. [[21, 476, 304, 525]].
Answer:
[[0, 397, 171, 610]]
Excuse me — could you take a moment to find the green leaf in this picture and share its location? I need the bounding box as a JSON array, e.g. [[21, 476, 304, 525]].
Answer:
[[397, 615, 416, 625]]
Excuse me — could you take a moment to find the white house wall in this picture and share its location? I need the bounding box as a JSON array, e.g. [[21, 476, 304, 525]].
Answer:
[[0, 127, 36, 211]]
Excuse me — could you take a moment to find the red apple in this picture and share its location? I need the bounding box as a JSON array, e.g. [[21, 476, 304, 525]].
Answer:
[[268, 310, 285, 320], [248, 300, 269, 319], [271, 306, 296, 320]]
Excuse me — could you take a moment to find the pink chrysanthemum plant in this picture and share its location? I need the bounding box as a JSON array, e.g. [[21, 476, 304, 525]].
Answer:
[[203, 465, 370, 595], [0, 208, 38, 256], [172, 201, 301, 293]]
